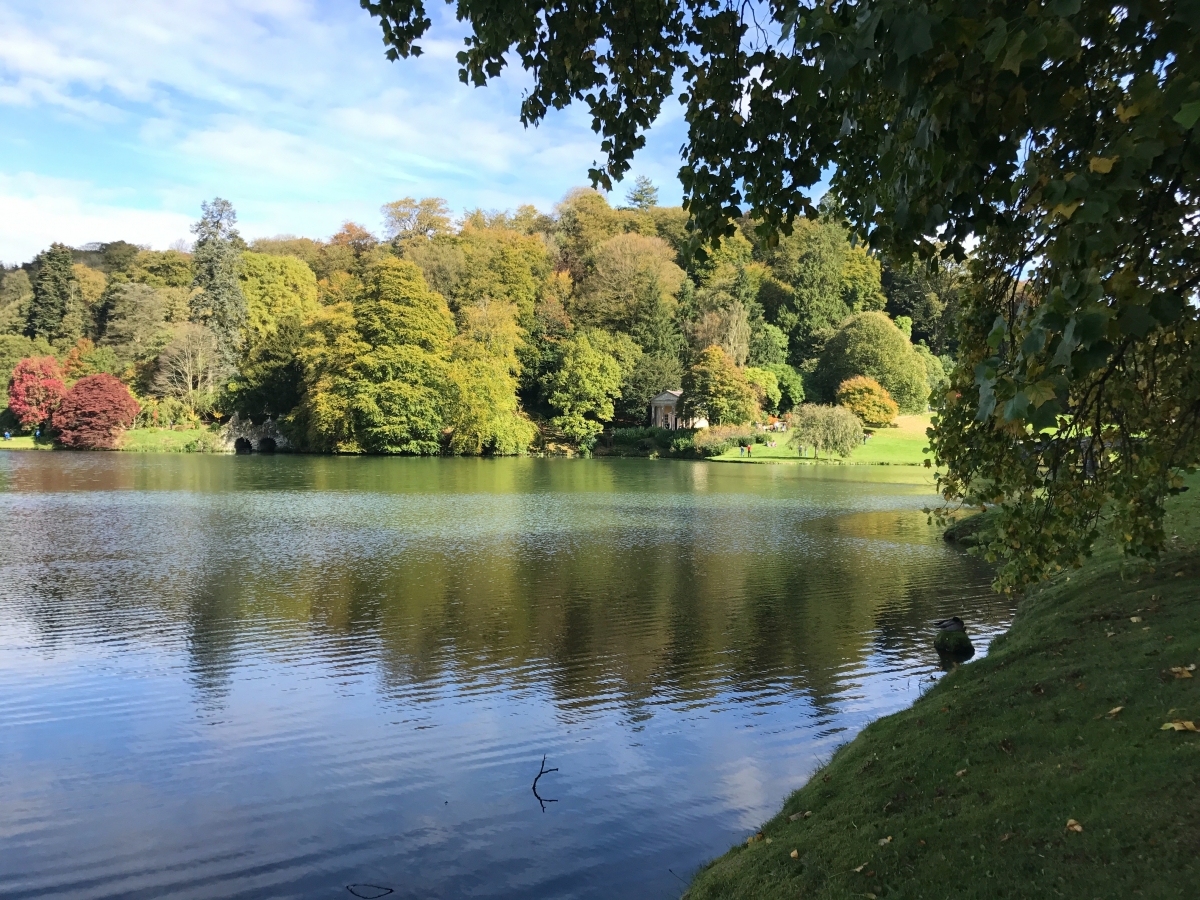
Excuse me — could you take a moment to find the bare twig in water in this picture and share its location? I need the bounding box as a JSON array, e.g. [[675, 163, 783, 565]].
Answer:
[[532, 754, 559, 812]]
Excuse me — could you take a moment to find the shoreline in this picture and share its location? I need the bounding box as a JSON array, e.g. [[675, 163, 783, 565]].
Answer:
[[685, 477, 1200, 899]]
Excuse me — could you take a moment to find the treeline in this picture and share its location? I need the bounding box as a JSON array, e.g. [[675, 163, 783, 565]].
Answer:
[[0, 181, 962, 453]]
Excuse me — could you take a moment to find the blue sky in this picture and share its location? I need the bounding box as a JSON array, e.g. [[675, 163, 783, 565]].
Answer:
[[0, 0, 690, 264]]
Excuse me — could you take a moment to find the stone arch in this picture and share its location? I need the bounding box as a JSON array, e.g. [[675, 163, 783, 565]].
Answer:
[[234, 437, 253, 454], [258, 437, 277, 454]]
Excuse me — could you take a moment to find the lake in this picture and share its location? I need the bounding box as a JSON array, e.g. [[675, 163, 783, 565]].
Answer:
[[0, 453, 1014, 900]]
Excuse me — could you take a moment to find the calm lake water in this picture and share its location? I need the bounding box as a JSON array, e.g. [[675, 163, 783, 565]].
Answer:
[[0, 453, 1014, 900]]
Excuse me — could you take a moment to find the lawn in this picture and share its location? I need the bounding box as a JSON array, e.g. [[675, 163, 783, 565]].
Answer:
[[0, 435, 53, 450], [711, 414, 933, 466], [687, 476, 1200, 900], [119, 427, 226, 452]]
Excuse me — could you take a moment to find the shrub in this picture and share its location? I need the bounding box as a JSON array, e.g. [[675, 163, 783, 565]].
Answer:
[[612, 426, 678, 447], [693, 423, 755, 456], [812, 312, 930, 412], [53, 374, 140, 449], [836, 376, 899, 427], [7, 356, 65, 429], [787, 404, 864, 459]]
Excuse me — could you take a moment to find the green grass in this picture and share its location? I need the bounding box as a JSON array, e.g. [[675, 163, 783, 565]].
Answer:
[[0, 435, 53, 450], [712, 415, 933, 466], [1, 427, 225, 452], [119, 426, 226, 452], [686, 478, 1200, 899]]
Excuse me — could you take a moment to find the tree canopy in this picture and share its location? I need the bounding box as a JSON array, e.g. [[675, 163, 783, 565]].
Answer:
[[359, 0, 1200, 585]]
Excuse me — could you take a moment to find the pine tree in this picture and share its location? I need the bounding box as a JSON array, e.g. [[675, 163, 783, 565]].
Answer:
[[25, 244, 76, 341], [190, 198, 247, 368], [625, 176, 658, 210]]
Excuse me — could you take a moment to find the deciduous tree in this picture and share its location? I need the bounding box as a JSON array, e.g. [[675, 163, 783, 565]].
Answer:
[[680, 345, 756, 426], [836, 376, 898, 428], [7, 356, 66, 428], [53, 373, 139, 449]]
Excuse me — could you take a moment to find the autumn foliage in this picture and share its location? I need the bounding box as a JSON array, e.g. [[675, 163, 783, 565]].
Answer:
[[7, 356, 66, 428], [836, 375, 899, 428], [53, 373, 140, 449]]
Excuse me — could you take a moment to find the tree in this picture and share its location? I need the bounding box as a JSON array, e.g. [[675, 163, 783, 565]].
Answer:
[[744, 366, 781, 415], [190, 198, 247, 368], [540, 331, 622, 448], [680, 345, 756, 426], [0, 269, 33, 335], [757, 220, 852, 360], [836, 376, 898, 428], [382, 197, 453, 247], [153, 324, 223, 416], [618, 352, 683, 423], [25, 244, 77, 342], [62, 339, 121, 379], [301, 258, 454, 454], [362, 0, 1200, 588], [101, 283, 172, 366], [882, 254, 962, 355], [0, 335, 53, 394], [748, 321, 788, 367], [239, 253, 319, 339], [813, 312, 929, 414], [625, 176, 659, 210], [572, 232, 683, 331], [788, 404, 864, 459], [766, 363, 804, 413], [53, 374, 140, 450], [7, 356, 65, 428], [446, 299, 537, 454]]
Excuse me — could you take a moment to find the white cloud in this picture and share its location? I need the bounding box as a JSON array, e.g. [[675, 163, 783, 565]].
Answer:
[[0, 0, 689, 262], [0, 173, 193, 262]]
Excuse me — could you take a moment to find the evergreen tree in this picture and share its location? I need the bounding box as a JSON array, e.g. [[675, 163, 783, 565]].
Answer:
[[190, 198, 247, 368], [25, 244, 76, 342], [625, 176, 659, 210]]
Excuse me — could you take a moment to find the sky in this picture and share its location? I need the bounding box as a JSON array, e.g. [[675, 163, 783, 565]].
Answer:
[[0, 0, 691, 265]]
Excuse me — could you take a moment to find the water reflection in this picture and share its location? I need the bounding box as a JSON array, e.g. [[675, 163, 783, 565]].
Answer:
[[0, 453, 1013, 900]]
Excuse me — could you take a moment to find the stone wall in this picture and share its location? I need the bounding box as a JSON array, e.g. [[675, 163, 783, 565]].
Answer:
[[220, 413, 292, 452]]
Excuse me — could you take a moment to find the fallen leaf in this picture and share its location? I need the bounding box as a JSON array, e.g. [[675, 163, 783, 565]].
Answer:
[[878, 836, 892, 846], [999, 738, 1014, 754], [918, 839, 926, 846], [956, 769, 968, 777], [866, 893, 877, 899], [1105, 630, 1116, 638], [1000, 832, 1014, 842], [747, 831, 765, 844], [765, 837, 772, 844], [788, 810, 812, 822], [1076, 682, 1086, 690], [853, 863, 867, 873], [1161, 720, 1199, 732], [790, 849, 799, 859], [1169, 666, 1194, 679], [1107, 706, 1124, 717], [1066, 819, 1083, 833], [1130, 616, 1143, 623]]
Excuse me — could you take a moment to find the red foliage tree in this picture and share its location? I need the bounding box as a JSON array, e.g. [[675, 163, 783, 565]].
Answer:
[[7, 356, 66, 429], [52, 374, 140, 450]]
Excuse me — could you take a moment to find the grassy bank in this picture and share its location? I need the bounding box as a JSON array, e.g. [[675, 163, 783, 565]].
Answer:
[[119, 427, 225, 452], [711, 415, 932, 466], [687, 478, 1200, 899], [0, 427, 225, 452]]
